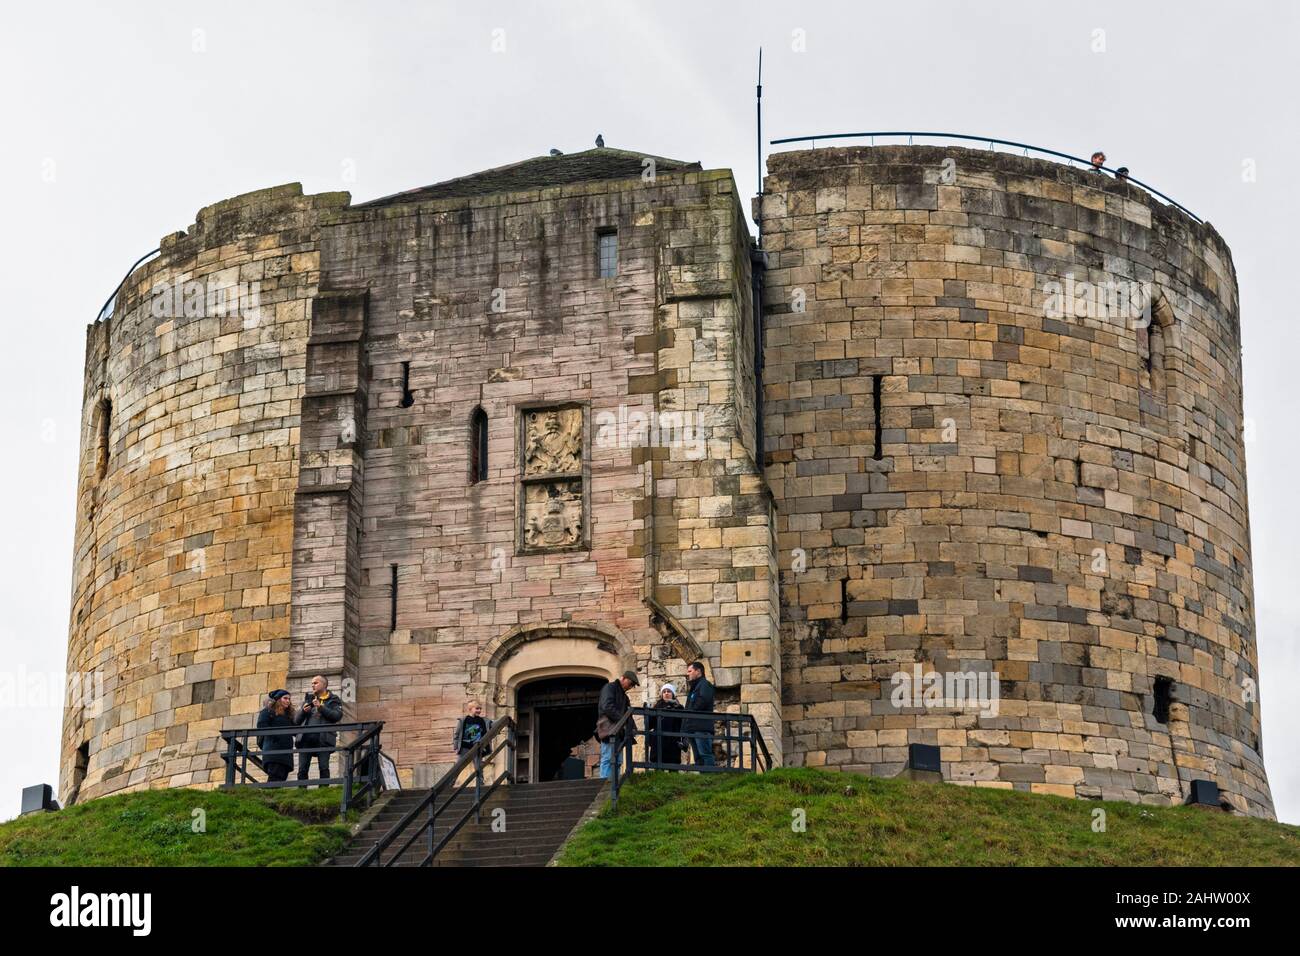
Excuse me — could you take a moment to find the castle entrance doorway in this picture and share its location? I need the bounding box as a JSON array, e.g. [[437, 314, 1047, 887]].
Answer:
[[515, 675, 605, 783]]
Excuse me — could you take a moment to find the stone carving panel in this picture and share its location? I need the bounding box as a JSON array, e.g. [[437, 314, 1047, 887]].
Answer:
[[519, 405, 585, 552], [523, 480, 583, 549], [523, 406, 582, 476]]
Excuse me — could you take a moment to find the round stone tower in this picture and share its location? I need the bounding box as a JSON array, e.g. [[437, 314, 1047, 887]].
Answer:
[[760, 145, 1272, 817], [62, 185, 341, 802]]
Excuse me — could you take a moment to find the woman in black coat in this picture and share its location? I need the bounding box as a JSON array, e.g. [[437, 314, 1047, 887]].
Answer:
[[256, 689, 297, 782], [647, 684, 685, 766]]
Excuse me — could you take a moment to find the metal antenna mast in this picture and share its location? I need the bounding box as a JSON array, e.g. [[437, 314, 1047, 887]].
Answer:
[[756, 47, 764, 201]]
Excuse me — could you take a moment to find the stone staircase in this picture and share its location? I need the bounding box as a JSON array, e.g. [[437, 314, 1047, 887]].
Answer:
[[329, 777, 608, 867]]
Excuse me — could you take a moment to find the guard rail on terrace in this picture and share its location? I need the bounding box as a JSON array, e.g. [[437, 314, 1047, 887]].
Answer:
[[769, 131, 1202, 224], [607, 707, 773, 810], [219, 721, 385, 814], [96, 248, 161, 322]]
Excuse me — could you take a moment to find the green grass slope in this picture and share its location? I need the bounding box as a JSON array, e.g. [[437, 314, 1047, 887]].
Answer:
[[557, 768, 1300, 867], [0, 787, 353, 867]]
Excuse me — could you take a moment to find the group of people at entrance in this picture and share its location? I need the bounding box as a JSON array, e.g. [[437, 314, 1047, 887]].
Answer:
[[255, 675, 345, 782], [595, 661, 716, 778]]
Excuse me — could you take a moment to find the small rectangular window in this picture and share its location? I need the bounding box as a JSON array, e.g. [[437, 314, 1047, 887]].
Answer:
[[1153, 676, 1173, 724], [598, 231, 618, 278]]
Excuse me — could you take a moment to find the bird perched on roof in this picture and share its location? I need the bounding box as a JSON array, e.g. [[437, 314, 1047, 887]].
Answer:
[[549, 148, 563, 156], [595, 134, 605, 148]]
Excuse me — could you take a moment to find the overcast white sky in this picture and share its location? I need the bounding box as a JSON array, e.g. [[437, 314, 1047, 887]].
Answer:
[[2, 0, 1296, 824]]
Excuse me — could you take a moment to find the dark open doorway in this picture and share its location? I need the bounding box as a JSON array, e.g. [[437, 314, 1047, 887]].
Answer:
[[515, 675, 605, 783]]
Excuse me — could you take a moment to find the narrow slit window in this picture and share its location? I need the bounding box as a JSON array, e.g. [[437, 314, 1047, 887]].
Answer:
[[470, 406, 489, 484], [840, 577, 849, 623], [389, 564, 399, 632], [94, 398, 112, 480], [399, 361, 415, 408], [871, 375, 883, 461], [598, 231, 618, 278], [1153, 676, 1173, 724], [69, 740, 89, 803]]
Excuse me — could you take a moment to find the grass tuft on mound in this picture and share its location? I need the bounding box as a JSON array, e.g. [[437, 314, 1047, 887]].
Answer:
[[0, 786, 354, 867], [556, 768, 1300, 867]]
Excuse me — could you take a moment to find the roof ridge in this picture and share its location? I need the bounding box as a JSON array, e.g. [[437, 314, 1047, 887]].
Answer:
[[358, 147, 702, 208]]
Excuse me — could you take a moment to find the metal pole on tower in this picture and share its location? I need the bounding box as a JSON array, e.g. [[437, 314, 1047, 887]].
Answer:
[[756, 47, 763, 204]]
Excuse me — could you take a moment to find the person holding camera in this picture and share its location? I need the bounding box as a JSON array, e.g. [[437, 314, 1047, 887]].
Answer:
[[294, 674, 343, 782], [256, 689, 296, 782]]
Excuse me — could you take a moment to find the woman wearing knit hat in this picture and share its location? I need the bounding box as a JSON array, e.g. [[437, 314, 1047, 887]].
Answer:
[[647, 683, 685, 767], [256, 689, 296, 782]]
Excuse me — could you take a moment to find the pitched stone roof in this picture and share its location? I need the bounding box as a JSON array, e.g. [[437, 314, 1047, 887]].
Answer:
[[360, 147, 701, 207]]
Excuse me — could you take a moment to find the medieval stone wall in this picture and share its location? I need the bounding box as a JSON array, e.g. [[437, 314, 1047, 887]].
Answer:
[[761, 145, 1272, 817], [62, 185, 342, 800], [63, 144, 1268, 817], [307, 167, 778, 784]]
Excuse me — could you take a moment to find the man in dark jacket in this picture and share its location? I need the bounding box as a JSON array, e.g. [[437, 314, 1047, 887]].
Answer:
[[596, 670, 639, 778], [256, 689, 296, 782], [294, 674, 344, 782], [684, 661, 716, 767]]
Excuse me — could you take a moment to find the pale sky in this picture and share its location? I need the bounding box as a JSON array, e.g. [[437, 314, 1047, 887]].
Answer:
[[2, 0, 1296, 823]]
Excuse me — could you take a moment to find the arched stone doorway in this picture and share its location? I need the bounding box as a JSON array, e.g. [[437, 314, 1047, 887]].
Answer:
[[515, 675, 606, 782], [480, 623, 633, 783]]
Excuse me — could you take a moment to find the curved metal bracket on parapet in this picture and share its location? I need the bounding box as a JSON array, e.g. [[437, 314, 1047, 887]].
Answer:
[[95, 247, 161, 323], [769, 131, 1202, 224]]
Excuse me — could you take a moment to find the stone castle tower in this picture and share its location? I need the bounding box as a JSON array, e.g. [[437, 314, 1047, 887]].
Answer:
[[62, 143, 1273, 818]]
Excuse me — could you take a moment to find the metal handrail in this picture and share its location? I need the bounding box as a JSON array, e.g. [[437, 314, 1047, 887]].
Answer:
[[769, 131, 1202, 223], [356, 716, 516, 867], [219, 720, 385, 813], [96, 247, 161, 322], [608, 707, 773, 810]]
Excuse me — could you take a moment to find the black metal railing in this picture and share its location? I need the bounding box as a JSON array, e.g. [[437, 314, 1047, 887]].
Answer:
[[608, 707, 773, 810], [219, 721, 384, 814], [769, 131, 1202, 224], [96, 247, 161, 322], [356, 716, 516, 867]]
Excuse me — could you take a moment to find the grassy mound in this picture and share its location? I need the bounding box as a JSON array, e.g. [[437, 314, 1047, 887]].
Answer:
[[0, 787, 354, 867], [557, 768, 1300, 867]]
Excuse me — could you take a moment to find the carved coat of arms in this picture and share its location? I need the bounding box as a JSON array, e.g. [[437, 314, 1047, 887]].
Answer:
[[524, 408, 581, 476]]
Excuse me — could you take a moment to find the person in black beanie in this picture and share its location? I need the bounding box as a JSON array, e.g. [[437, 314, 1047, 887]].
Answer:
[[256, 689, 296, 782]]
